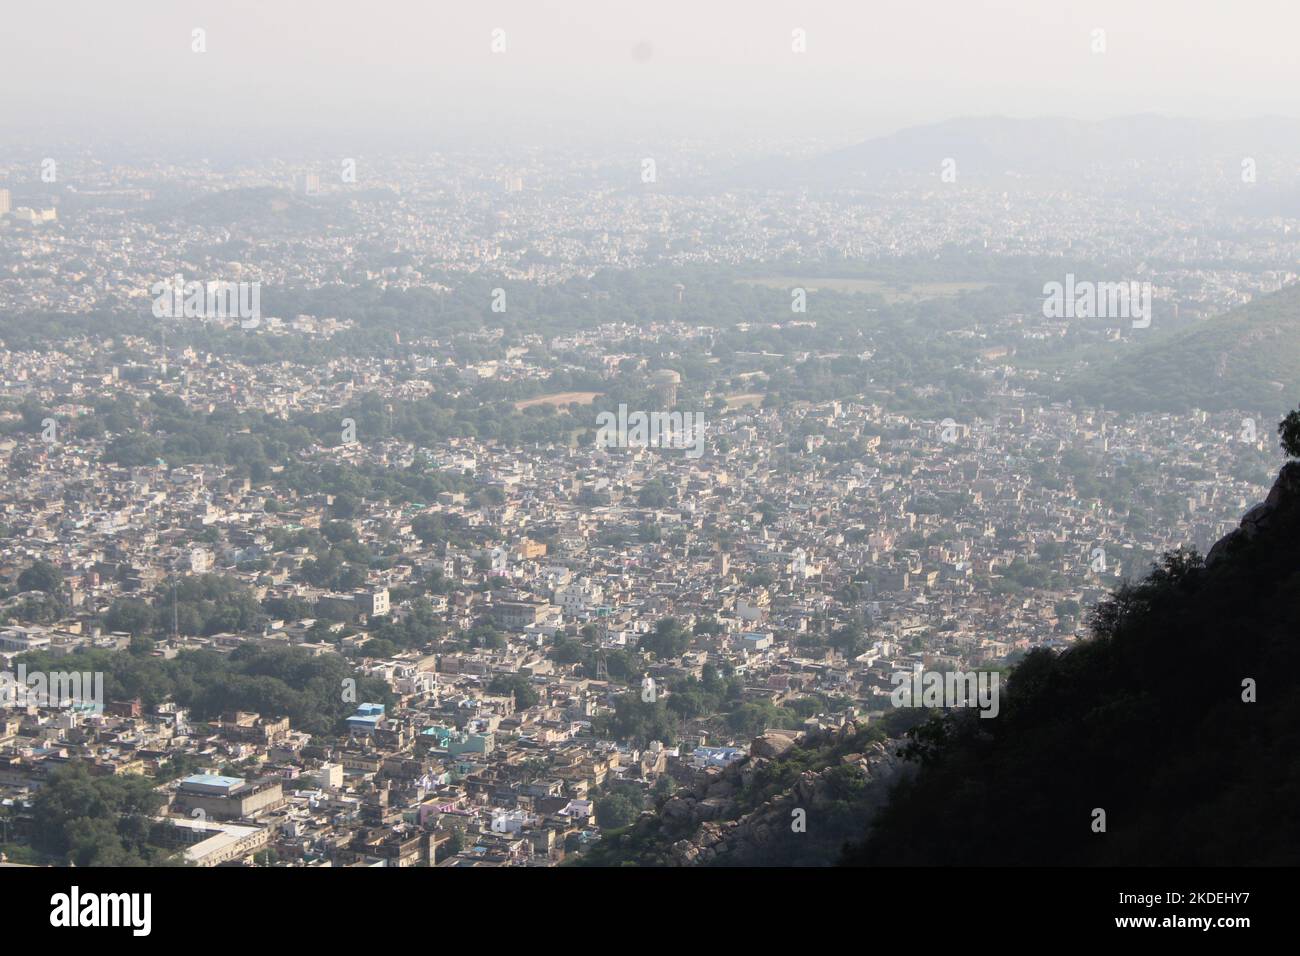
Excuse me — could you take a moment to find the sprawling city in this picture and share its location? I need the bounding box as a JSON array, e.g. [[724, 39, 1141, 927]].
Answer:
[[1, 0, 1295, 936]]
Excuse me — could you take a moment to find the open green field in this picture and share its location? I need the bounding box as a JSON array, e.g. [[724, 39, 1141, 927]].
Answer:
[[513, 391, 602, 411]]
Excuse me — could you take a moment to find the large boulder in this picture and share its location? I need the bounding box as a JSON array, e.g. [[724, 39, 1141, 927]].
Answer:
[[1208, 462, 1300, 566], [750, 730, 801, 759]]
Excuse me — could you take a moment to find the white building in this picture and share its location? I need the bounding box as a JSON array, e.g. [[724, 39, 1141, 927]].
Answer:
[[555, 578, 603, 615]]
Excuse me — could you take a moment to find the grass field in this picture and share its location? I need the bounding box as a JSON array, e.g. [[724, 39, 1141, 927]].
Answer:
[[513, 391, 602, 411]]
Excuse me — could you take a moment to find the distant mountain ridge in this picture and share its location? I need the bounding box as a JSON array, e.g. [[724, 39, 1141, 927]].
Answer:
[[724, 115, 1300, 187]]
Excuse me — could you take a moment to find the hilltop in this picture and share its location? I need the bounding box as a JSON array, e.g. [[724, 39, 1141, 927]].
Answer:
[[142, 186, 354, 232], [1059, 281, 1300, 415], [723, 115, 1300, 190]]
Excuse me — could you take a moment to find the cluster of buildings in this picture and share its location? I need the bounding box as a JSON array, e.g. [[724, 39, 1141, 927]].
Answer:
[[0, 143, 1289, 866], [2, 146, 1297, 313], [0, 340, 1273, 863]]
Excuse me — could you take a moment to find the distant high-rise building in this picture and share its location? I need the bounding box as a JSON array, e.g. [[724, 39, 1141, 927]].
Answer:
[[296, 173, 321, 196], [0, 188, 10, 215]]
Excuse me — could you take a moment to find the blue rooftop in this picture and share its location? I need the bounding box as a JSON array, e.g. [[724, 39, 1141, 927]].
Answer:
[[181, 774, 245, 789]]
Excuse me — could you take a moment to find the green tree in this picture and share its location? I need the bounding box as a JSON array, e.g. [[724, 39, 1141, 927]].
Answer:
[[105, 598, 157, 636], [31, 764, 173, 866], [595, 792, 641, 829], [18, 559, 63, 596], [639, 617, 690, 659], [1280, 406, 1300, 457], [487, 673, 540, 708]]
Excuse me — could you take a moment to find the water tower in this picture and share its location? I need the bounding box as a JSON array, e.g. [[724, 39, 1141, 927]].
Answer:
[[648, 368, 681, 408]]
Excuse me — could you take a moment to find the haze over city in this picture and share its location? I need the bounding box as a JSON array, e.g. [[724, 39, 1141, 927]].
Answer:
[[4, 0, 1299, 148], [0, 1, 1294, 937]]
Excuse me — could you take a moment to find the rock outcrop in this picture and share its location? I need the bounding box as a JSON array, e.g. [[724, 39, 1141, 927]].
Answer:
[[660, 724, 913, 866], [1206, 460, 1300, 566]]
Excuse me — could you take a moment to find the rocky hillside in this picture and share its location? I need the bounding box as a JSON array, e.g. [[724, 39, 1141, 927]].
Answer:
[[844, 460, 1300, 866], [578, 717, 919, 867]]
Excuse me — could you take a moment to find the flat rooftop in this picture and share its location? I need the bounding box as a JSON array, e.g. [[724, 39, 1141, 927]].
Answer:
[[179, 774, 246, 795]]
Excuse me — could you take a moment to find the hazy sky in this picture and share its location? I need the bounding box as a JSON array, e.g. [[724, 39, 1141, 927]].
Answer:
[[3, 0, 1298, 148]]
